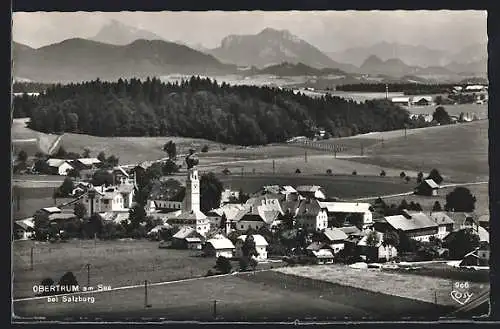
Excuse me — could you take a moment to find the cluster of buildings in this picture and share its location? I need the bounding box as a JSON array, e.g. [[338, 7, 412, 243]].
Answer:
[[44, 157, 102, 176]]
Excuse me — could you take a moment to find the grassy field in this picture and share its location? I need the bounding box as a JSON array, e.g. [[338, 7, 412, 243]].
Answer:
[[274, 265, 486, 308], [349, 120, 488, 183], [12, 186, 73, 220], [382, 263, 490, 283], [12, 118, 60, 156], [406, 104, 487, 120], [214, 174, 413, 198], [13, 270, 455, 321], [371, 183, 489, 217]]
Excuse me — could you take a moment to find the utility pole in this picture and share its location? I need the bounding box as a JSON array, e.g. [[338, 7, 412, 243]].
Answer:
[[272, 160, 275, 175], [385, 84, 389, 100], [241, 167, 244, 176], [213, 299, 217, 319], [86, 263, 91, 287], [144, 280, 152, 308], [30, 246, 34, 271]]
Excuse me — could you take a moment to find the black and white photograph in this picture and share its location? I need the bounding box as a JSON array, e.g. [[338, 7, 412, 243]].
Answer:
[[11, 9, 490, 322]]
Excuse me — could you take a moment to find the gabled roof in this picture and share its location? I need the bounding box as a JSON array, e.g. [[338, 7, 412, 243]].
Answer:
[[46, 159, 72, 168], [49, 213, 76, 221], [237, 234, 269, 246], [280, 200, 301, 215], [77, 158, 101, 166], [206, 236, 235, 250], [173, 226, 196, 239], [384, 212, 437, 231], [318, 202, 371, 213], [41, 207, 61, 214], [296, 199, 324, 217], [281, 185, 297, 194], [323, 227, 348, 242], [478, 226, 489, 243], [423, 179, 440, 189], [113, 166, 129, 177], [15, 218, 35, 231], [175, 209, 207, 221], [429, 212, 455, 226]]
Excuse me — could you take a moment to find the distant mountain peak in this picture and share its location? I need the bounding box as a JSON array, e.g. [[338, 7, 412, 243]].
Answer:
[[91, 20, 165, 46]]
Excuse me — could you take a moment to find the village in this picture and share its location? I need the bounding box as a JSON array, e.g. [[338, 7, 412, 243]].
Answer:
[[13, 146, 490, 275]]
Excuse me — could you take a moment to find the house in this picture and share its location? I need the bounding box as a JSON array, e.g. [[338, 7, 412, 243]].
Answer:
[[414, 179, 440, 196], [46, 159, 74, 176], [203, 235, 235, 258], [112, 166, 133, 185], [171, 226, 204, 250], [380, 211, 439, 242], [321, 227, 348, 254], [318, 201, 373, 229], [73, 158, 102, 170], [446, 212, 479, 231], [280, 185, 300, 201], [295, 199, 328, 232], [233, 205, 281, 232], [246, 195, 284, 214], [391, 97, 411, 106], [411, 96, 433, 106], [295, 185, 327, 200], [82, 183, 135, 214], [14, 218, 35, 240], [220, 189, 240, 205], [205, 203, 247, 233], [429, 211, 455, 239], [306, 247, 335, 264], [48, 212, 77, 225], [464, 85, 487, 93], [146, 224, 172, 240], [235, 234, 269, 261], [39, 206, 62, 215], [357, 231, 398, 262], [460, 244, 489, 267]]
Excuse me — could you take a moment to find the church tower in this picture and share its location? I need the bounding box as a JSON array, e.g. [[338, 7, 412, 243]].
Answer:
[[184, 168, 200, 212]]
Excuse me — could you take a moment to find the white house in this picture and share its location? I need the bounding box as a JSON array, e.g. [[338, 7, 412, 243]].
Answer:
[[429, 212, 455, 239], [382, 211, 438, 242], [357, 231, 398, 261], [74, 158, 102, 169], [82, 183, 135, 214], [235, 234, 269, 261], [318, 201, 373, 229], [203, 235, 235, 258], [322, 227, 348, 254], [14, 218, 35, 240], [220, 189, 240, 205], [46, 159, 74, 175], [295, 185, 327, 200], [295, 199, 328, 231]]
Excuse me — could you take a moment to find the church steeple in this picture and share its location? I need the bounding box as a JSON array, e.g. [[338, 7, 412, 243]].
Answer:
[[184, 167, 200, 212]]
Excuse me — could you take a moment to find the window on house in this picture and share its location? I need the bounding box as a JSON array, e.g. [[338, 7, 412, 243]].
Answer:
[[103, 200, 109, 205]]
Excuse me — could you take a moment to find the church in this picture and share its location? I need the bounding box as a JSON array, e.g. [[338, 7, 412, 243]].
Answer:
[[166, 151, 211, 237]]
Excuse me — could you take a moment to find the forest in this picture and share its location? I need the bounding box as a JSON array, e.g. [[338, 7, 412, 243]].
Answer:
[[13, 76, 413, 146]]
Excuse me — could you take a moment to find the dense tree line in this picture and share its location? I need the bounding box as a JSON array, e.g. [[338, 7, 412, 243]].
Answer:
[[335, 83, 456, 95], [13, 82, 53, 93], [15, 76, 414, 146]]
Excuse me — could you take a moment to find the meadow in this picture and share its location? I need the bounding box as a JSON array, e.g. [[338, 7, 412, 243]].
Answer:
[[405, 103, 488, 120], [215, 174, 413, 198], [12, 186, 72, 220], [348, 120, 488, 183], [13, 268, 454, 321]]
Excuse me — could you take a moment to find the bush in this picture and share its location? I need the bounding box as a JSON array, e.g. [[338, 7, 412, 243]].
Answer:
[[404, 176, 411, 183], [380, 170, 386, 177], [295, 168, 301, 174], [222, 168, 231, 175], [201, 145, 209, 153], [58, 271, 79, 288], [326, 169, 333, 175], [352, 170, 357, 176], [400, 171, 406, 179]]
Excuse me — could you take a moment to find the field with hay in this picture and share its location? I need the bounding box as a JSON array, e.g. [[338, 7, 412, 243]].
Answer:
[[348, 120, 488, 183]]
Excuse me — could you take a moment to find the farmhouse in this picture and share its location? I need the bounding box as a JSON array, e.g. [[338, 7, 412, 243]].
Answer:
[[235, 234, 269, 261], [206, 203, 247, 232], [411, 96, 433, 106], [429, 211, 455, 239], [307, 247, 335, 265], [246, 195, 284, 214], [203, 235, 235, 258], [14, 218, 35, 240], [446, 212, 479, 231], [46, 159, 74, 175], [233, 205, 281, 232], [357, 231, 398, 262], [82, 182, 135, 214], [414, 179, 440, 196], [460, 244, 490, 267], [379, 211, 438, 242], [112, 166, 133, 185], [171, 226, 204, 250], [318, 201, 373, 229], [320, 227, 348, 254], [295, 185, 327, 200], [72, 158, 102, 170], [295, 199, 328, 232]]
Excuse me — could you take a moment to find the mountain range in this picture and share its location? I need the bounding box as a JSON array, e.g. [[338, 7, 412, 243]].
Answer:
[[12, 20, 487, 83]]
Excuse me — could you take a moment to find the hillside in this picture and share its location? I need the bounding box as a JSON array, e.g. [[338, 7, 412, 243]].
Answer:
[[12, 39, 236, 83], [209, 28, 358, 73], [15, 76, 413, 146], [256, 62, 347, 77]]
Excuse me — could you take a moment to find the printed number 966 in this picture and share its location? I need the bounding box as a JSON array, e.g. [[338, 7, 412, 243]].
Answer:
[[455, 282, 469, 289]]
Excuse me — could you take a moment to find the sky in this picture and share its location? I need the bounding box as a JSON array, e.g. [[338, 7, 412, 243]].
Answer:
[[12, 10, 487, 52]]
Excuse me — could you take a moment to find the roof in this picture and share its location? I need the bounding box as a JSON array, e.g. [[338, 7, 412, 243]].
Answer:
[[429, 212, 455, 226], [311, 249, 334, 258], [15, 218, 35, 231], [280, 200, 301, 215], [46, 159, 71, 168], [411, 96, 433, 102], [323, 228, 348, 242], [281, 186, 297, 194], [49, 213, 76, 221], [384, 212, 437, 231], [259, 209, 281, 224], [237, 234, 269, 246], [339, 226, 362, 236], [446, 212, 477, 229], [185, 237, 202, 243], [465, 85, 486, 90], [478, 226, 489, 243], [296, 185, 323, 193], [209, 204, 248, 221], [118, 184, 135, 193], [113, 166, 129, 177], [148, 224, 172, 233], [173, 226, 196, 239], [306, 241, 327, 251], [174, 209, 208, 221], [318, 202, 371, 214], [391, 97, 410, 102], [77, 158, 101, 166], [296, 199, 324, 217], [424, 179, 440, 189], [207, 236, 235, 250], [136, 161, 156, 170], [42, 207, 61, 214], [246, 195, 283, 207]]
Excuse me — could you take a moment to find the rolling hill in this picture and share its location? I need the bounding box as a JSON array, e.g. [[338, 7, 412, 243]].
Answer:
[[12, 39, 236, 83]]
